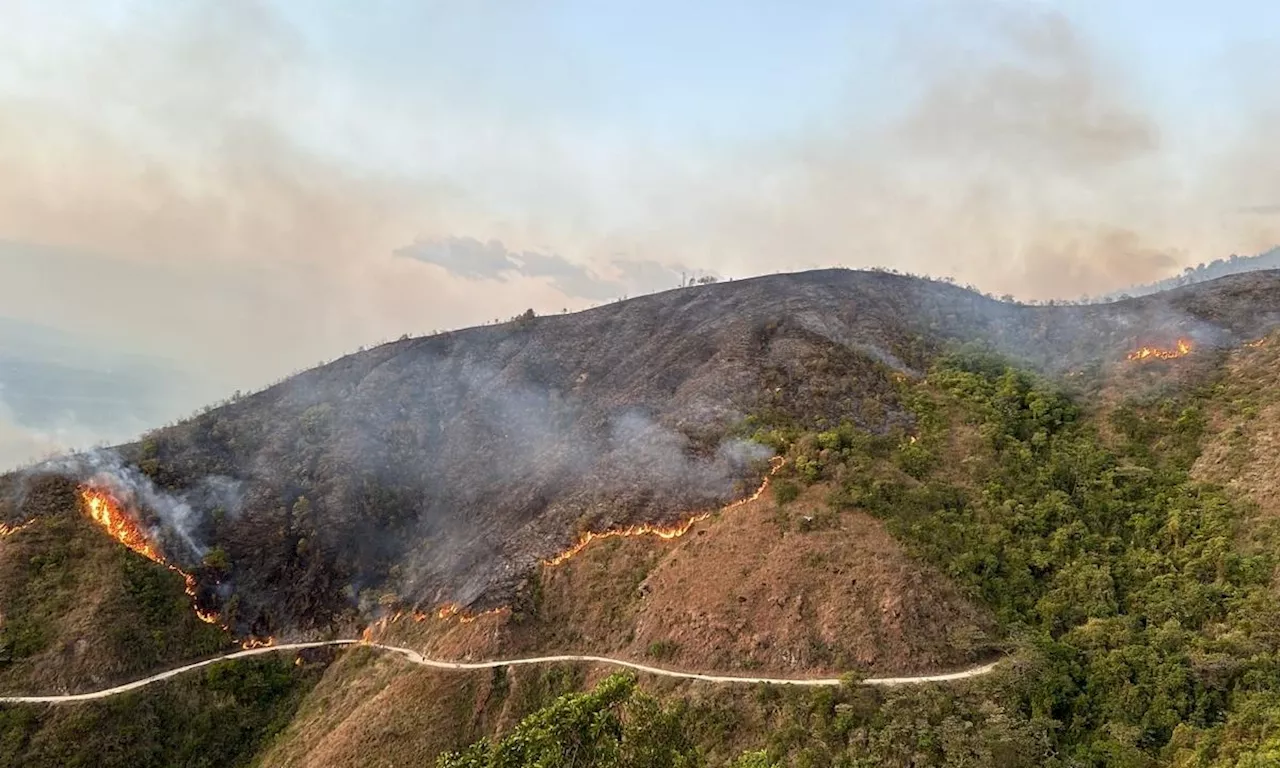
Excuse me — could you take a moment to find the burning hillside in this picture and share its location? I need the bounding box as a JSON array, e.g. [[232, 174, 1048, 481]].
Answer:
[[1127, 339, 1193, 361], [0, 520, 32, 538], [543, 456, 785, 567], [12, 269, 1274, 639], [79, 486, 221, 625]]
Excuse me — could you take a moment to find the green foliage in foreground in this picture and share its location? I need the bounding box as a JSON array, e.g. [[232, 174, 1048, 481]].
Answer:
[[437, 672, 701, 768], [0, 655, 323, 768]]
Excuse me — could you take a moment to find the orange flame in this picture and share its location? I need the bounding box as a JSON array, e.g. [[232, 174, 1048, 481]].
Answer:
[[433, 602, 508, 624], [359, 603, 507, 643], [1127, 339, 1193, 361], [1246, 337, 1268, 348], [0, 520, 33, 538], [79, 486, 221, 626], [241, 636, 276, 650], [542, 456, 786, 567]]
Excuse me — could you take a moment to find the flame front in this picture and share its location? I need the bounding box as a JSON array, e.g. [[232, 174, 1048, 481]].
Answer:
[[0, 520, 33, 538], [82, 488, 166, 563], [88, 456, 788, 645], [433, 603, 507, 624], [1127, 339, 1193, 361], [79, 486, 220, 626], [543, 456, 786, 567]]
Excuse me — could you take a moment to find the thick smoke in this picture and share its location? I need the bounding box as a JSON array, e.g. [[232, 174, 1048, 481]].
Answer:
[[322, 355, 780, 608], [628, 7, 1280, 301], [25, 449, 244, 562], [605, 411, 771, 496]]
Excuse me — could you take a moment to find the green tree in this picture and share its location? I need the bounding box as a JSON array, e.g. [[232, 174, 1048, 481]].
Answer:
[[437, 673, 703, 768]]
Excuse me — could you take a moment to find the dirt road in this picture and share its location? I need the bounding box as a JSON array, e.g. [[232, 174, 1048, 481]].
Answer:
[[0, 641, 1001, 705]]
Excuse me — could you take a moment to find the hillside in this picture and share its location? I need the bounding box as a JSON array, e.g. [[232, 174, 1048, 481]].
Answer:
[[368, 478, 998, 680], [3, 269, 1279, 643], [1, 269, 1280, 765]]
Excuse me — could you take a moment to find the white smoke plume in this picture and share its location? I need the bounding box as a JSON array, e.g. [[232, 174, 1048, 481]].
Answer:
[[25, 449, 244, 561]]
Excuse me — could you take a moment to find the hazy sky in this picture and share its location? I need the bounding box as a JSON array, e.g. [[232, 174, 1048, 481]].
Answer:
[[1, 0, 1278, 464]]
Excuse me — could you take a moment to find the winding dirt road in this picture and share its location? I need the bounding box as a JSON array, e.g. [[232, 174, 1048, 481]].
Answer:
[[0, 641, 1001, 705]]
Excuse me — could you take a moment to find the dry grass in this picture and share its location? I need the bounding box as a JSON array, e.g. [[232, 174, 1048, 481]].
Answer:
[[1193, 332, 1280, 517], [255, 647, 596, 768], [373, 482, 997, 679]]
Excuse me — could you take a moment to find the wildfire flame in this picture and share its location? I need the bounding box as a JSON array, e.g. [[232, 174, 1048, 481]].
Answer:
[[542, 456, 786, 567], [1127, 339, 1193, 361], [1246, 337, 1268, 348], [434, 603, 507, 624], [83, 456, 787, 646], [79, 486, 220, 626], [0, 520, 33, 538], [360, 601, 510, 643]]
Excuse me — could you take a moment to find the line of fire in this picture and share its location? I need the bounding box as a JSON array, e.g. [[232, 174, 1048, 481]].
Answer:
[[72, 455, 786, 644]]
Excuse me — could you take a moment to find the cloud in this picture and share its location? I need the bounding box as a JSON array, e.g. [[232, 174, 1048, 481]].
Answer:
[[396, 236, 698, 301], [396, 237, 520, 281]]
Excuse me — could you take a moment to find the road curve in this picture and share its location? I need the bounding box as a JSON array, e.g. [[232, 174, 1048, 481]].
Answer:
[[0, 641, 1001, 705]]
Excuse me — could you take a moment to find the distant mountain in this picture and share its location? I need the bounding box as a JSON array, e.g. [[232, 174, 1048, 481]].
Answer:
[[0, 317, 205, 470], [1100, 245, 1280, 300]]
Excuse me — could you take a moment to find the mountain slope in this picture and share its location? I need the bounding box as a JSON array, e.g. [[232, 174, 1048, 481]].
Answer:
[[3, 269, 1279, 641], [1103, 246, 1280, 300], [2, 270, 1280, 765]]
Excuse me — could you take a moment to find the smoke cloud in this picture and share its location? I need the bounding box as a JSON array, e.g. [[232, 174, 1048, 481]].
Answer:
[[605, 411, 771, 495], [661, 6, 1280, 301], [25, 449, 244, 562]]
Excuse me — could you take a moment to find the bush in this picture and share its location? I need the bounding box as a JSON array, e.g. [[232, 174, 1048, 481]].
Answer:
[[646, 640, 679, 661], [772, 480, 800, 505]]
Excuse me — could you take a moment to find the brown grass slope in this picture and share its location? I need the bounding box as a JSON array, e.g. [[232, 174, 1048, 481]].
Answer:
[[3, 269, 1278, 638], [373, 480, 997, 679], [254, 648, 592, 768], [1193, 329, 1280, 515]]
